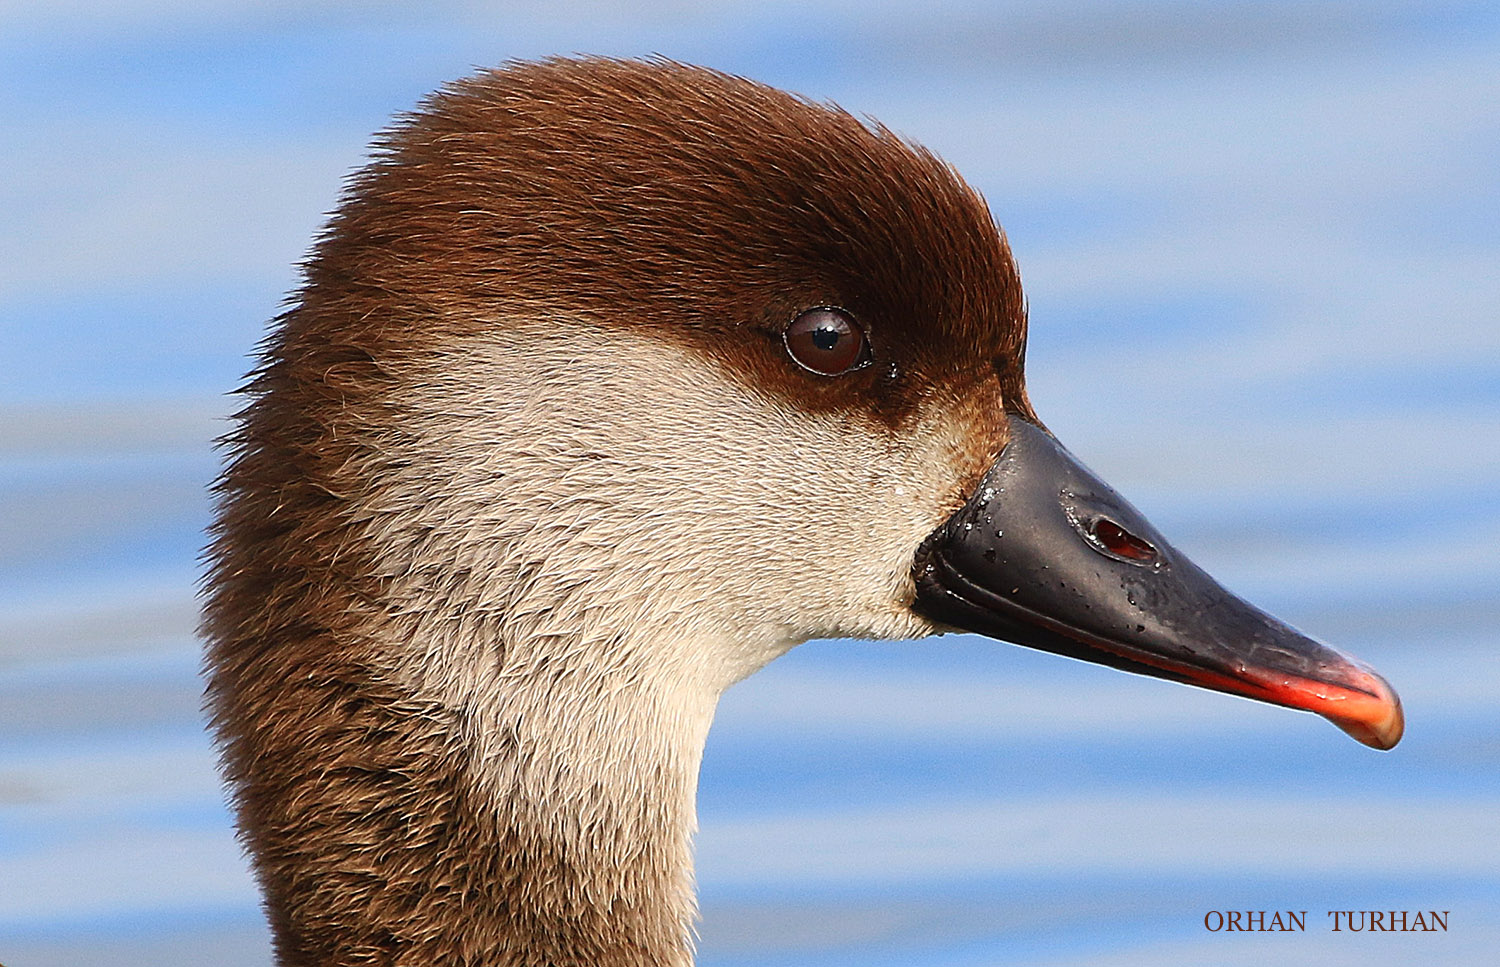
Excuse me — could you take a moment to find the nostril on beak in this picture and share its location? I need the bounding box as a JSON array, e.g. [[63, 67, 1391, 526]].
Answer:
[[1086, 517, 1159, 564]]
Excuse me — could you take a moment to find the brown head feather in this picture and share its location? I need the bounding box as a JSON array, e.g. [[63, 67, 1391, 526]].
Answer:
[[298, 56, 1029, 423]]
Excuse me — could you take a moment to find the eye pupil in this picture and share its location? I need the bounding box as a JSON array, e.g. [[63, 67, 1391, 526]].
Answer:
[[811, 326, 841, 351], [783, 307, 871, 376]]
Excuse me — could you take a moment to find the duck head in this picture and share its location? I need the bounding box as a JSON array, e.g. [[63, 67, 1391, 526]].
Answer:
[[204, 56, 1400, 967]]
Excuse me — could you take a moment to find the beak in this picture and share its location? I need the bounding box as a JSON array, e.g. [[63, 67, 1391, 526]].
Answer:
[[912, 415, 1403, 750]]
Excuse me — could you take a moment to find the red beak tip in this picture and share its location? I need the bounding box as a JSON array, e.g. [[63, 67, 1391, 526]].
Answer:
[[1325, 688, 1405, 751]]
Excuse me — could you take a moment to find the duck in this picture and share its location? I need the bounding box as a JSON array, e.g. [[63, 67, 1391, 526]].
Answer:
[[203, 56, 1403, 967]]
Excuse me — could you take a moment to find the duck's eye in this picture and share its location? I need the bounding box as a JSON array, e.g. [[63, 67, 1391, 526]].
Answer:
[[783, 307, 871, 376]]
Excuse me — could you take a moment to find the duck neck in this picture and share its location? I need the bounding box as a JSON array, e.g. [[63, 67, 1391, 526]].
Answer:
[[239, 616, 720, 967], [465, 658, 715, 967]]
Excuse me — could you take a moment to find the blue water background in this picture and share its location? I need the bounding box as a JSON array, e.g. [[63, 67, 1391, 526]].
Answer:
[[2, 1, 1498, 964]]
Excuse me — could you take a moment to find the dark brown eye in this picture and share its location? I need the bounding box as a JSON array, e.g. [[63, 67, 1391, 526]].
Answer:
[[783, 307, 871, 376]]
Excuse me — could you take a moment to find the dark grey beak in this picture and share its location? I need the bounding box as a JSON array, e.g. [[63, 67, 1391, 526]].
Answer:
[[912, 415, 1403, 750]]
